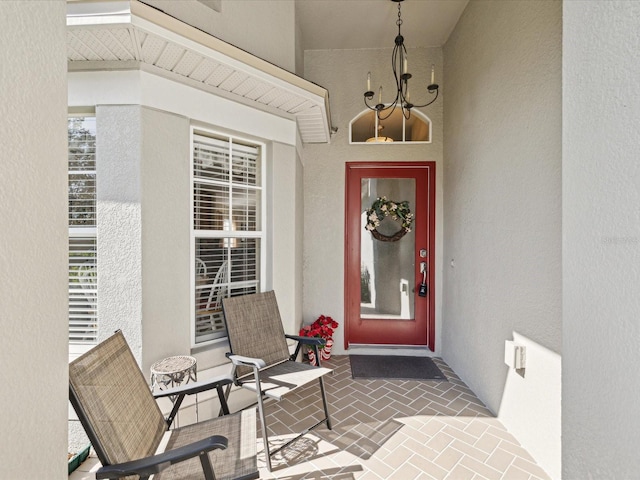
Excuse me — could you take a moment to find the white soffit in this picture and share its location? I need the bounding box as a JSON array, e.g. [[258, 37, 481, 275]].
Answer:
[[67, 0, 332, 144]]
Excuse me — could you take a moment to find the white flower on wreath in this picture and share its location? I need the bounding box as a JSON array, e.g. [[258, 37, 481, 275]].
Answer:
[[364, 196, 414, 235]]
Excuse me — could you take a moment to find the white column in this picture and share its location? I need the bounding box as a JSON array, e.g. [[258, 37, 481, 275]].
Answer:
[[563, 2, 640, 477], [0, 1, 68, 478]]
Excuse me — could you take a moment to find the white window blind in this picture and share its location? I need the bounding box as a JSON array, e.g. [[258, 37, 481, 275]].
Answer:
[[68, 117, 97, 344], [193, 133, 262, 345]]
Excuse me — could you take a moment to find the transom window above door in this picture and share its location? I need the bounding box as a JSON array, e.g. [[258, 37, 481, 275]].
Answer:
[[349, 108, 432, 144]]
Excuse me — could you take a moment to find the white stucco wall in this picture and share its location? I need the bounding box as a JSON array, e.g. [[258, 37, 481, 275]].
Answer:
[[68, 67, 305, 447], [69, 68, 301, 363], [0, 1, 69, 478], [140, 107, 192, 373], [97, 105, 144, 358], [442, 1, 562, 478], [563, 2, 640, 478], [86, 104, 193, 378], [294, 8, 305, 76], [145, 0, 297, 72], [295, 147, 305, 325], [270, 141, 304, 333], [303, 47, 444, 355]]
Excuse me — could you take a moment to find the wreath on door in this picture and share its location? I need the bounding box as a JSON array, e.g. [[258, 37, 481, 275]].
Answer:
[[365, 196, 414, 242]]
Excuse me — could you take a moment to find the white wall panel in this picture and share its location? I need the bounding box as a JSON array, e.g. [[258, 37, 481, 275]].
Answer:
[[443, 1, 562, 477], [270, 141, 301, 333], [140, 107, 191, 374]]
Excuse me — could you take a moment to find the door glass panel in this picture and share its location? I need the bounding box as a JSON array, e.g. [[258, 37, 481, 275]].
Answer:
[[360, 178, 415, 319]]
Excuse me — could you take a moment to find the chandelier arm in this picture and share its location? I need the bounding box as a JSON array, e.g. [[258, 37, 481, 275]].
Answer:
[[391, 45, 402, 91], [363, 94, 379, 111], [391, 82, 403, 107], [364, 89, 402, 120], [410, 86, 439, 108], [376, 99, 401, 121]]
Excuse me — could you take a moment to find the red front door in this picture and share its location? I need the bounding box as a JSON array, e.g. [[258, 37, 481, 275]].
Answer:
[[345, 162, 435, 350]]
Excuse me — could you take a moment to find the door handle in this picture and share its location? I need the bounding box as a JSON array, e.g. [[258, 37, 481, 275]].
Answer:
[[418, 262, 428, 297]]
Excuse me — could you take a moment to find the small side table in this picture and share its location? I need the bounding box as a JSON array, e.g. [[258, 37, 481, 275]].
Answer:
[[150, 355, 198, 426]]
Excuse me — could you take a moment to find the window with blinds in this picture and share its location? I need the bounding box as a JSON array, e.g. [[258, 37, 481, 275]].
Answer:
[[193, 133, 263, 344], [68, 117, 97, 345]]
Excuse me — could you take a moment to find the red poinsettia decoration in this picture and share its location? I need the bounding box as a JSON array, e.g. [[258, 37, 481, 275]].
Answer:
[[299, 314, 338, 341]]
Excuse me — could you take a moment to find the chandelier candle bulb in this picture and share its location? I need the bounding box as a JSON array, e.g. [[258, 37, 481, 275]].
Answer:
[[378, 86, 383, 104], [431, 64, 435, 85], [367, 72, 371, 92], [403, 56, 408, 75]]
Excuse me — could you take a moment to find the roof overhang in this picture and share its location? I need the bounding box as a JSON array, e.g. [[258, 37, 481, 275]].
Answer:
[[67, 0, 332, 144]]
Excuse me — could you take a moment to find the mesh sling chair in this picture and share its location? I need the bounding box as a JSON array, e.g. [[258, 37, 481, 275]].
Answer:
[[69, 331, 258, 480], [221, 291, 333, 471]]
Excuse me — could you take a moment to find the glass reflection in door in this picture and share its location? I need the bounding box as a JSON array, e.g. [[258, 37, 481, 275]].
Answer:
[[360, 178, 415, 320]]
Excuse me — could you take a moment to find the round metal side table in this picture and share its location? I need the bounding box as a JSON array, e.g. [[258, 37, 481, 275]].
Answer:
[[150, 355, 197, 426]]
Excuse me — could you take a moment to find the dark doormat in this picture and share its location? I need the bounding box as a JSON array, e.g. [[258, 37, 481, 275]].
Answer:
[[350, 355, 447, 381]]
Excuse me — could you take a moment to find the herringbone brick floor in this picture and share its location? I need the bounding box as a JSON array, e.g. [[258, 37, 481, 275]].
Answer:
[[70, 355, 551, 480], [256, 355, 551, 480]]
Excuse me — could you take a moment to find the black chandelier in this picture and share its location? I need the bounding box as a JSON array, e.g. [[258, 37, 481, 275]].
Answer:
[[364, 0, 439, 120]]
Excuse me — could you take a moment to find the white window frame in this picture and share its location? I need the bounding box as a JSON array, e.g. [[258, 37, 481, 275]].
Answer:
[[190, 127, 267, 348], [349, 108, 433, 144]]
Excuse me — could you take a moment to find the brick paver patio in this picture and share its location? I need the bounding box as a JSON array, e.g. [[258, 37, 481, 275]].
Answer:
[[70, 355, 551, 480]]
